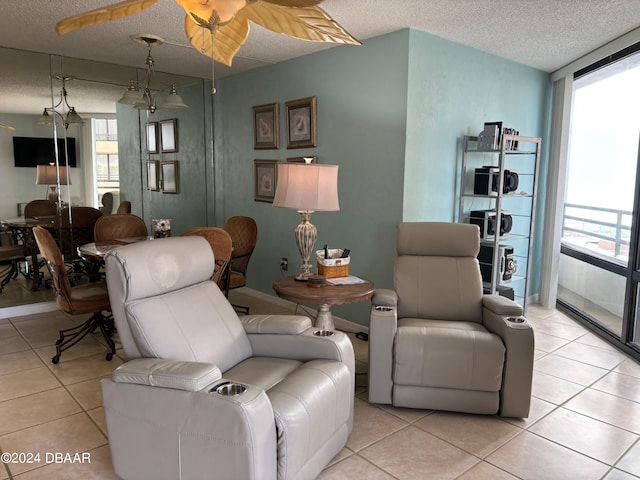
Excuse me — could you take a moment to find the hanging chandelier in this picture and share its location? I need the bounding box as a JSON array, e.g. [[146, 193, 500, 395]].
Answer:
[[117, 34, 188, 114], [37, 74, 84, 129]]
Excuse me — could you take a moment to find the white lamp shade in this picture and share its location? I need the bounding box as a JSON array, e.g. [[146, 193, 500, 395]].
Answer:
[[36, 165, 71, 185], [273, 163, 339, 211]]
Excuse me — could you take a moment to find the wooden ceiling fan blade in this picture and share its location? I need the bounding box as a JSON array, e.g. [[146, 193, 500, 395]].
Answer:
[[56, 0, 159, 35], [244, 3, 361, 45], [0, 122, 15, 131]]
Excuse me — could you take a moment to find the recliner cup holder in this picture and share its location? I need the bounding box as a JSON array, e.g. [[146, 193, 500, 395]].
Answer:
[[313, 330, 334, 337], [215, 383, 247, 396], [506, 316, 525, 323], [374, 306, 393, 312]]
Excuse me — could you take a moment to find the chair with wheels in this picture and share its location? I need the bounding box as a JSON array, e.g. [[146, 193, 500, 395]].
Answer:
[[368, 222, 534, 418], [116, 201, 131, 214], [100, 192, 114, 215], [0, 227, 26, 293], [32, 226, 114, 364], [24, 199, 57, 219], [223, 216, 258, 314], [182, 227, 233, 289], [94, 214, 148, 243], [101, 236, 354, 480]]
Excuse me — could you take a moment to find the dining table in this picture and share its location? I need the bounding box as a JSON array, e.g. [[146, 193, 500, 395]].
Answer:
[[1, 216, 55, 290], [77, 236, 152, 264]]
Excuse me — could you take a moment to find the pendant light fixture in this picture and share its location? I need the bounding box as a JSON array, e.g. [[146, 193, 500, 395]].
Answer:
[[37, 74, 84, 129], [117, 34, 188, 114]]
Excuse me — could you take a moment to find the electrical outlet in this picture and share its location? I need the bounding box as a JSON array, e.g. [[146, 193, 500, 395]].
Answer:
[[280, 257, 288, 271]]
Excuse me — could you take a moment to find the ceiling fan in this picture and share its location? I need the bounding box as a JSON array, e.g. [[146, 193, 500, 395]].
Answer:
[[56, 0, 361, 67]]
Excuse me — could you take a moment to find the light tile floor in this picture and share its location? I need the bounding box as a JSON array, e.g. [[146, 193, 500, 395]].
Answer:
[[1, 290, 640, 479]]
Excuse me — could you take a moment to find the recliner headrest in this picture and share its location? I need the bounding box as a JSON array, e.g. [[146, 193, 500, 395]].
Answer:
[[105, 236, 215, 303], [397, 222, 480, 257]]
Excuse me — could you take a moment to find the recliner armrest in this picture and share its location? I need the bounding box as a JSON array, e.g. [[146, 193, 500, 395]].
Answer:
[[241, 314, 312, 334], [372, 288, 398, 307], [112, 358, 222, 392], [482, 294, 523, 317]]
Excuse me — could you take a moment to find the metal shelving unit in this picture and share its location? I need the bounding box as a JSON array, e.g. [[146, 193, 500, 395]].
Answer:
[[458, 133, 541, 312]]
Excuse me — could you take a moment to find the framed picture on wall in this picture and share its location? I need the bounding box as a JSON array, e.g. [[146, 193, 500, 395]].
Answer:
[[254, 159, 278, 203], [146, 160, 159, 191], [285, 96, 316, 149], [253, 103, 279, 149], [146, 122, 158, 154], [161, 160, 179, 194], [160, 118, 178, 153]]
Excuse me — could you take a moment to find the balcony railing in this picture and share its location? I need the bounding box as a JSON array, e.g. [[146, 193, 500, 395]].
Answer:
[[562, 203, 631, 261]]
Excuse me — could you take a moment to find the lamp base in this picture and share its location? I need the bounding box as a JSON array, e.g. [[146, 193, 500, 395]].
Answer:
[[294, 211, 316, 281], [47, 186, 59, 203]]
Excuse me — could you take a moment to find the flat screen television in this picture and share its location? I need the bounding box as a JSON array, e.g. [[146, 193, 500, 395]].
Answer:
[[12, 136, 77, 168]]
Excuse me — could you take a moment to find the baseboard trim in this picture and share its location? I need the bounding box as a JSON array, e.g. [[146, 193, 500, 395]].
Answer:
[[0, 301, 58, 320], [240, 287, 369, 334]]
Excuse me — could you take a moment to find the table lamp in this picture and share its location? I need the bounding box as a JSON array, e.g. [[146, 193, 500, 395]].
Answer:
[[36, 164, 71, 202], [273, 162, 339, 281]]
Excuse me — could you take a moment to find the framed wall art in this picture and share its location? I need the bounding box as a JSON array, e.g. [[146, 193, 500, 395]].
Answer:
[[160, 118, 178, 153], [254, 159, 278, 203], [146, 160, 159, 191], [146, 122, 158, 154], [253, 103, 279, 149], [285, 96, 316, 149], [161, 160, 179, 194]]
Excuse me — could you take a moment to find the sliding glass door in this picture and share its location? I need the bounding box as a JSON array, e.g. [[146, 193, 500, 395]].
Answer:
[[558, 47, 640, 355]]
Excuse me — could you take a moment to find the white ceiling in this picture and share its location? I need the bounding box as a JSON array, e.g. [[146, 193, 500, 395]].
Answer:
[[1, 0, 640, 115]]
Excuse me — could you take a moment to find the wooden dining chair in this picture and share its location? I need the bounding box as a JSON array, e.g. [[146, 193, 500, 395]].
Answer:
[[94, 214, 148, 243], [181, 227, 233, 290], [32, 226, 114, 364], [116, 201, 131, 214], [223, 216, 258, 314], [24, 199, 57, 219], [0, 227, 26, 293]]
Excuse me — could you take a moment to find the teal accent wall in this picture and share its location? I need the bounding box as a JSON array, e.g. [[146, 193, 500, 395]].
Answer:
[[214, 30, 409, 326], [118, 28, 551, 328]]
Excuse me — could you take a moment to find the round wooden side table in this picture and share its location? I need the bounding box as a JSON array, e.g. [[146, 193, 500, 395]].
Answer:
[[272, 276, 374, 331]]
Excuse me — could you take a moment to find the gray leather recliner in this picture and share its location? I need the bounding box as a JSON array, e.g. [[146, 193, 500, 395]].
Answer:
[[368, 222, 534, 418], [101, 236, 355, 480]]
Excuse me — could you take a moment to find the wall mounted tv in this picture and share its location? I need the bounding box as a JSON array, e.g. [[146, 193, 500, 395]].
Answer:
[[12, 136, 77, 168]]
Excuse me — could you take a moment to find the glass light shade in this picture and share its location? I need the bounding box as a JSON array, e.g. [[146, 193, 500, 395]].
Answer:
[[273, 164, 340, 212], [159, 84, 188, 109], [65, 107, 84, 125], [176, 0, 246, 25], [118, 81, 142, 105], [37, 109, 53, 125]]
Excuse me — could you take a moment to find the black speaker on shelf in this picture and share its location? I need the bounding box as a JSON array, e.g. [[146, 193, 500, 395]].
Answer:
[[477, 243, 517, 284], [473, 166, 519, 196], [469, 210, 513, 239]]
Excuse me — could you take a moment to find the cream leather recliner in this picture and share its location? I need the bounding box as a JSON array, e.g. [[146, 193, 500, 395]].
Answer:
[[101, 236, 354, 480], [368, 222, 534, 418]]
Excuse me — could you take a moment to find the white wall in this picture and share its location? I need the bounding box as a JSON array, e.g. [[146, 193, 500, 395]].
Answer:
[[0, 113, 88, 219]]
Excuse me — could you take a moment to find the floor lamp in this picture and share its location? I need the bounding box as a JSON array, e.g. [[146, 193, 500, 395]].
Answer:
[[273, 162, 340, 281]]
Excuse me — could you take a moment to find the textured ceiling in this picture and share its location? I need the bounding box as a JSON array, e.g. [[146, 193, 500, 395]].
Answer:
[[1, 0, 639, 115]]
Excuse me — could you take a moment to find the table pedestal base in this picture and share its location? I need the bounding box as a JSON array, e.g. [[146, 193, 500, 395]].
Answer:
[[315, 304, 334, 331]]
